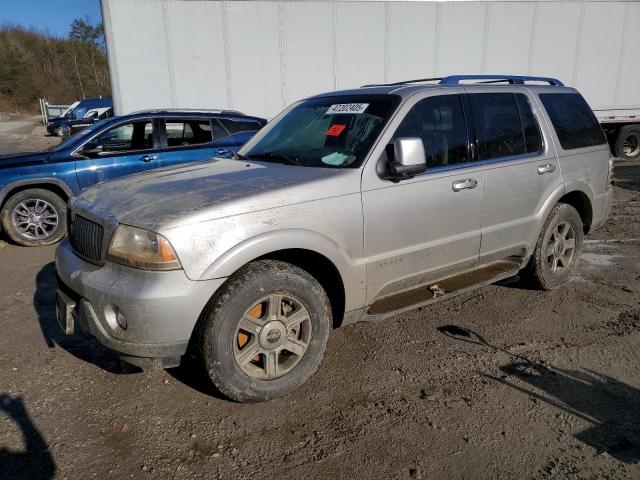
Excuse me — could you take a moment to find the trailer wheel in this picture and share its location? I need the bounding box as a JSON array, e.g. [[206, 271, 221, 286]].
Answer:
[[615, 125, 640, 161]]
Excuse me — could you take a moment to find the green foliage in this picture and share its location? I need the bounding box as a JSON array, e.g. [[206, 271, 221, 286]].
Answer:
[[0, 18, 110, 113]]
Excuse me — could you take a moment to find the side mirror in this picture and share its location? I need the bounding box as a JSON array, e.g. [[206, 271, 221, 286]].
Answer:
[[78, 143, 103, 157], [388, 138, 426, 179]]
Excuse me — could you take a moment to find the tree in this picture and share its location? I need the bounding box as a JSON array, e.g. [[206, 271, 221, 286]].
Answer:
[[69, 16, 104, 52]]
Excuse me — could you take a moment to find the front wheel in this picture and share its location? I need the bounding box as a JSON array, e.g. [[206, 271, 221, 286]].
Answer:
[[522, 203, 584, 290], [198, 259, 332, 402], [1, 189, 67, 247]]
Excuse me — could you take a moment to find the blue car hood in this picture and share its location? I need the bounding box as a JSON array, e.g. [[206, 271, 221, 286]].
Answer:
[[0, 151, 50, 169]]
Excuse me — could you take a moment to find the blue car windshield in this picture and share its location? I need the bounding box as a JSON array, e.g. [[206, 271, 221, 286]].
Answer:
[[50, 118, 113, 151], [243, 94, 400, 168]]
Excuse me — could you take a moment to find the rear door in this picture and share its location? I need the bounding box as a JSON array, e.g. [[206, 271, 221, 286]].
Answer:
[[464, 88, 562, 262], [158, 118, 256, 167], [75, 118, 160, 189]]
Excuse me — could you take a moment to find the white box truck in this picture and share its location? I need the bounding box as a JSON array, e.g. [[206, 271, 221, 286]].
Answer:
[[101, 0, 640, 160]]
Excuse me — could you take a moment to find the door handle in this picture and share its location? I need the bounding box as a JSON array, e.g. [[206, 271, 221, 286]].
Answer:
[[140, 154, 157, 162], [537, 164, 555, 175], [452, 178, 478, 192], [216, 148, 231, 155]]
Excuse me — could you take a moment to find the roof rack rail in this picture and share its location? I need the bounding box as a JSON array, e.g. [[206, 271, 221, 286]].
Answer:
[[439, 75, 564, 86], [361, 75, 564, 88]]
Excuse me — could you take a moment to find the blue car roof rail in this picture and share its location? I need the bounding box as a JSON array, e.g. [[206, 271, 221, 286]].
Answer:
[[362, 75, 564, 88]]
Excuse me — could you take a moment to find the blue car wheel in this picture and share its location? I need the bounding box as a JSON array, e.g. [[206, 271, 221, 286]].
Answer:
[[1, 189, 67, 247]]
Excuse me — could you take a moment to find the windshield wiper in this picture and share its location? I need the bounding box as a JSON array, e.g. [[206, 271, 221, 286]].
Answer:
[[232, 152, 245, 160], [247, 151, 299, 166]]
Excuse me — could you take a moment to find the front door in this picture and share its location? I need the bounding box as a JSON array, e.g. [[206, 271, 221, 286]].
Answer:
[[75, 118, 159, 190], [362, 93, 484, 305]]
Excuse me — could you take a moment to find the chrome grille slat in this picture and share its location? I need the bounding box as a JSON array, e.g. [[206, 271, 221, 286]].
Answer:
[[69, 215, 104, 263]]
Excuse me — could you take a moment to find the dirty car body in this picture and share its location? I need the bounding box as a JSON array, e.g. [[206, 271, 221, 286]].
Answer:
[[55, 75, 613, 401]]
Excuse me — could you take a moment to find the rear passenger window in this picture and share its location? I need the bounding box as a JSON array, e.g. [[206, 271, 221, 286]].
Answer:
[[220, 119, 263, 134], [211, 120, 229, 140], [393, 95, 469, 168], [165, 119, 213, 148], [472, 93, 543, 159], [515, 94, 543, 154], [473, 93, 525, 159], [539, 93, 606, 150]]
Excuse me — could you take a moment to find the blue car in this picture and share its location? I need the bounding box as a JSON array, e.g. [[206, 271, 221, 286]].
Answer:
[[0, 109, 266, 246]]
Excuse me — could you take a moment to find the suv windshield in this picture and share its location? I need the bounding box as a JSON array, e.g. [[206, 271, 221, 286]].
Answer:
[[243, 94, 400, 168]]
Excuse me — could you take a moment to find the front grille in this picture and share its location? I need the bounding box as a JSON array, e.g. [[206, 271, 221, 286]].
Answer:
[[69, 215, 104, 263]]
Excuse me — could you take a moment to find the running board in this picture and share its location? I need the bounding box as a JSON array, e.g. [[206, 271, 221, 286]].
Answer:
[[367, 260, 521, 316]]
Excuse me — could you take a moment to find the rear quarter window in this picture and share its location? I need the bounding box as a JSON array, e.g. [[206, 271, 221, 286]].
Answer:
[[220, 118, 263, 134], [539, 93, 606, 150]]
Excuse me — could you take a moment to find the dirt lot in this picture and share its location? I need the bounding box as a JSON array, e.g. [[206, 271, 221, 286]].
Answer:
[[1, 117, 639, 480]]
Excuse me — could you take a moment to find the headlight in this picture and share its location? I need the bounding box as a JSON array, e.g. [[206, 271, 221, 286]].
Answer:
[[107, 225, 181, 271]]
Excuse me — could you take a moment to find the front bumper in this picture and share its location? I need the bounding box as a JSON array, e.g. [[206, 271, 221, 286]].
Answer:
[[55, 239, 226, 368]]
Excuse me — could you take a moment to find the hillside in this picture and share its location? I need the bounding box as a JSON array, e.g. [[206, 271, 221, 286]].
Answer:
[[0, 23, 110, 114]]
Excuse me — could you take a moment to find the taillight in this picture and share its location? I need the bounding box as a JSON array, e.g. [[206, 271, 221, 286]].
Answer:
[[608, 154, 615, 186]]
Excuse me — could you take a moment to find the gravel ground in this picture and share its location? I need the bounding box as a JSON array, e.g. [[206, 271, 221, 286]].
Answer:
[[0, 117, 639, 480]]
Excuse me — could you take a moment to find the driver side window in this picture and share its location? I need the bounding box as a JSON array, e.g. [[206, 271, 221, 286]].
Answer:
[[393, 95, 470, 168], [92, 120, 154, 154]]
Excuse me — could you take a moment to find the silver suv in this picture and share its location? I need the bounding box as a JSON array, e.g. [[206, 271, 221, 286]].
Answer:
[[56, 75, 613, 402]]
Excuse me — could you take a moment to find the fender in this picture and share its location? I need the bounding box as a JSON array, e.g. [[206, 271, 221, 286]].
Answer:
[[527, 181, 596, 255], [562, 180, 596, 207], [0, 177, 74, 206], [199, 228, 366, 312]]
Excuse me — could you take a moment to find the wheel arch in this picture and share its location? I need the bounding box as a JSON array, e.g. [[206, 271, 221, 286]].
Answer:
[[198, 229, 364, 327], [0, 178, 72, 211], [558, 188, 594, 234]]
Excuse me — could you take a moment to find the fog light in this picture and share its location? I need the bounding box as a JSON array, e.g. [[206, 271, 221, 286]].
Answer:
[[115, 309, 128, 330]]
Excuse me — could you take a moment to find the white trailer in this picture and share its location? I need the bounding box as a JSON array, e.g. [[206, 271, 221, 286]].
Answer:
[[101, 0, 640, 160]]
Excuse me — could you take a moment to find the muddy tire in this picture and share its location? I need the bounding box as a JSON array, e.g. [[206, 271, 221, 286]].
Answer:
[[522, 203, 584, 290], [198, 259, 332, 402], [614, 125, 640, 161], [1, 189, 67, 247]]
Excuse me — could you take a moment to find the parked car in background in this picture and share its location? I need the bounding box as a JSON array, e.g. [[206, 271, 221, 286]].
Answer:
[[1, 109, 266, 246], [55, 75, 612, 402], [46, 98, 113, 137]]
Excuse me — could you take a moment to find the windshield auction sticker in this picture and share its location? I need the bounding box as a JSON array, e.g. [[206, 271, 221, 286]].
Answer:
[[326, 124, 347, 136], [326, 103, 369, 115]]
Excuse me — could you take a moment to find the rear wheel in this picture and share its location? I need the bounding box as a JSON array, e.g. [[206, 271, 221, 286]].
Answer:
[[615, 125, 640, 161], [1, 189, 67, 247], [198, 259, 331, 402], [522, 203, 584, 290]]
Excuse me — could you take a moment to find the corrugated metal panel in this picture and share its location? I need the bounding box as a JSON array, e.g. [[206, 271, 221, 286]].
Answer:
[[102, 0, 640, 119]]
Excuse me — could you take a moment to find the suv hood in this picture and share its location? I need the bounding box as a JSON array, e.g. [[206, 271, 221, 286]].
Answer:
[[0, 151, 49, 169], [76, 158, 354, 228]]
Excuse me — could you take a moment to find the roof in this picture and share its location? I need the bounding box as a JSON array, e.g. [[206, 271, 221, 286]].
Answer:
[[310, 75, 571, 100]]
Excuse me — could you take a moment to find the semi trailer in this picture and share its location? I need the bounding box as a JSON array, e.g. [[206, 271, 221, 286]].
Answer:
[[101, 0, 640, 160]]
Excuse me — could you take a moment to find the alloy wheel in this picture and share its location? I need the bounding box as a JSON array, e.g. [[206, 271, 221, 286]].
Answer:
[[233, 294, 312, 380], [11, 198, 59, 241], [545, 221, 576, 274]]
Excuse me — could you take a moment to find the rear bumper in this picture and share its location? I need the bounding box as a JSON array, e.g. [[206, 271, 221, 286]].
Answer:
[[591, 187, 614, 230], [55, 239, 226, 367]]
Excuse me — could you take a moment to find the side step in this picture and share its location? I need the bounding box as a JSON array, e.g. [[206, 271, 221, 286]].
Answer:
[[367, 260, 521, 316]]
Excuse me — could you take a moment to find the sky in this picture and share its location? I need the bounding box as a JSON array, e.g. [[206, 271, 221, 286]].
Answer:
[[0, 0, 103, 37]]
